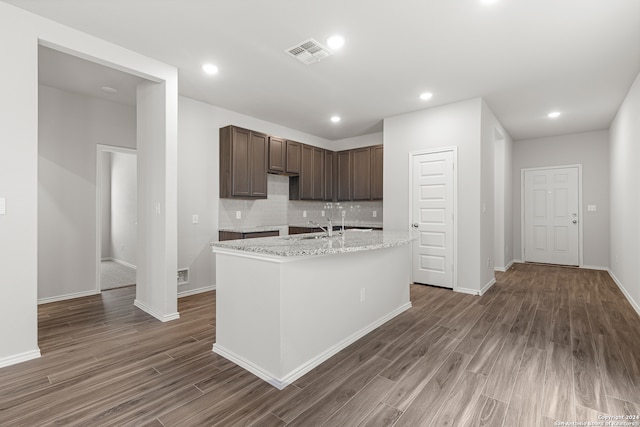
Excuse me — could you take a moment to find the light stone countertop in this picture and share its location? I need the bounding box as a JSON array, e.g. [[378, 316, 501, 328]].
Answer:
[[211, 229, 414, 257]]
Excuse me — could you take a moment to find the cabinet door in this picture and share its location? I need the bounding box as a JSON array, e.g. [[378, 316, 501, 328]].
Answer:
[[351, 147, 371, 200], [231, 126, 251, 197], [336, 150, 352, 201], [300, 144, 314, 199], [268, 137, 285, 173], [312, 147, 325, 200], [250, 132, 268, 197], [324, 151, 334, 201], [371, 145, 383, 200], [286, 140, 301, 174]]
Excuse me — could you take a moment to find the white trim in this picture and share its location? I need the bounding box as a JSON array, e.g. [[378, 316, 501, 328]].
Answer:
[[178, 285, 216, 298], [110, 258, 137, 270], [408, 146, 458, 291], [581, 265, 609, 271], [520, 164, 583, 267], [134, 299, 180, 322], [213, 302, 411, 390], [38, 289, 100, 305], [96, 144, 138, 294], [480, 278, 497, 295], [0, 349, 41, 369], [494, 260, 514, 273], [607, 270, 640, 317], [456, 287, 481, 296]]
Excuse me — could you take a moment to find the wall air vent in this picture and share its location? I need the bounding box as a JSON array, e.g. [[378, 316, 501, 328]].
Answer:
[[285, 38, 333, 65]]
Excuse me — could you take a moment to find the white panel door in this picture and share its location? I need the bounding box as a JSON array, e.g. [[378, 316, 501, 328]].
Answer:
[[411, 150, 454, 288], [523, 167, 579, 266]]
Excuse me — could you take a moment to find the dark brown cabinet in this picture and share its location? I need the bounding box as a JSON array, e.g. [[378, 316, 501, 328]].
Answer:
[[336, 145, 383, 201], [220, 125, 268, 199], [336, 150, 352, 201], [268, 136, 286, 173], [296, 145, 325, 200], [285, 140, 301, 174], [219, 230, 279, 241], [371, 145, 383, 200], [324, 151, 334, 201], [351, 147, 372, 200]]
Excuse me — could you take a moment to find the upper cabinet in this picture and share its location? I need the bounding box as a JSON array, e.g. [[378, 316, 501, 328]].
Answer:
[[285, 140, 301, 174], [220, 124, 382, 201], [371, 145, 383, 200], [337, 145, 383, 201], [268, 136, 286, 173], [220, 125, 268, 199]]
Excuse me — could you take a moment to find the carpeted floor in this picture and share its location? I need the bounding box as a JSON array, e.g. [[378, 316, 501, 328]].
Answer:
[[101, 260, 136, 290]]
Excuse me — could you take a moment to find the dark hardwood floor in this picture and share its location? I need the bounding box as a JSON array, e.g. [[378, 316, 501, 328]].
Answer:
[[1, 263, 639, 426]]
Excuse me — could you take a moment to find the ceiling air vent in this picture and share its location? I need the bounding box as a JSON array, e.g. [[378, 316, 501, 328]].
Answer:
[[285, 38, 333, 65]]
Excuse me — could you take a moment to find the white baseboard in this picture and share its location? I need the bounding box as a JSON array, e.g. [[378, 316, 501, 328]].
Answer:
[[178, 285, 216, 298], [213, 302, 412, 390], [494, 260, 515, 273], [134, 299, 180, 322], [38, 289, 100, 305], [581, 265, 609, 271], [111, 258, 137, 270], [456, 287, 480, 296], [607, 270, 640, 317], [0, 348, 41, 369], [480, 278, 497, 295]]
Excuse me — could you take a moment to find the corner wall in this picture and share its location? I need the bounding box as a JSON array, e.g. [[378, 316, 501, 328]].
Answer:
[[383, 98, 484, 293], [609, 71, 640, 313]]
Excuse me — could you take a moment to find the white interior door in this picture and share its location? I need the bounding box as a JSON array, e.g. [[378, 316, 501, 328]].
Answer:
[[411, 149, 455, 288], [523, 166, 580, 266]]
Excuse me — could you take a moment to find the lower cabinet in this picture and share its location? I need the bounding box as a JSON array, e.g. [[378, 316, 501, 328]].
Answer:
[[219, 230, 280, 241]]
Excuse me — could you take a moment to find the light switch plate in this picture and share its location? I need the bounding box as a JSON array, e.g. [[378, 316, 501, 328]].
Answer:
[[372, 211, 377, 218], [236, 211, 241, 219], [192, 214, 199, 224], [587, 204, 597, 212], [0, 198, 5, 215]]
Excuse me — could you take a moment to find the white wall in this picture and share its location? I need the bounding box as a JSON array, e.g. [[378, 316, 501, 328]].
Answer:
[[484, 102, 514, 272], [100, 153, 112, 258], [0, 5, 40, 366], [383, 98, 486, 293], [177, 96, 335, 294], [38, 85, 136, 302], [610, 71, 640, 313], [110, 152, 137, 266], [512, 130, 610, 269], [331, 132, 383, 150], [0, 1, 178, 367]]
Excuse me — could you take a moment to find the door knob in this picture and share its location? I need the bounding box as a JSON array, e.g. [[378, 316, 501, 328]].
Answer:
[[572, 220, 577, 224], [412, 223, 419, 228]]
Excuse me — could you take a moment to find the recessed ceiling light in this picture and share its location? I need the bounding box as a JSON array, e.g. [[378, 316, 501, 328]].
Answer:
[[202, 63, 219, 75], [419, 92, 433, 101], [330, 116, 341, 123], [326, 35, 345, 50], [548, 111, 561, 118], [100, 86, 118, 95]]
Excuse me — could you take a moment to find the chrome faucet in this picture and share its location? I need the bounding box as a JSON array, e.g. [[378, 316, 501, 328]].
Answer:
[[308, 220, 333, 237]]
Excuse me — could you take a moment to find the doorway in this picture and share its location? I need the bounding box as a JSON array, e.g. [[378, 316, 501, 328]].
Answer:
[[521, 165, 582, 266], [410, 148, 457, 289], [97, 145, 137, 291]]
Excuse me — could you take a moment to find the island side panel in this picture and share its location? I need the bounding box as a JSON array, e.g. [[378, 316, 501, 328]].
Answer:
[[279, 244, 411, 382], [213, 252, 283, 382]]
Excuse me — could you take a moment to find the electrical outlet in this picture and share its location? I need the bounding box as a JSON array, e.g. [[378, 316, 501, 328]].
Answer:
[[236, 211, 241, 219], [321, 210, 325, 217], [372, 210, 377, 218], [303, 211, 307, 218], [341, 210, 346, 217], [155, 202, 161, 215], [192, 214, 199, 224], [487, 258, 492, 268]]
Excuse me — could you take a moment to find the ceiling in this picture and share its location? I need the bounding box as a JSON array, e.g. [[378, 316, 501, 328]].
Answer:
[[13, 0, 640, 141]]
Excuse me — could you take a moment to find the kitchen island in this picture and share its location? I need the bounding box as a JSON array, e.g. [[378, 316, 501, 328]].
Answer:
[[210, 230, 413, 389]]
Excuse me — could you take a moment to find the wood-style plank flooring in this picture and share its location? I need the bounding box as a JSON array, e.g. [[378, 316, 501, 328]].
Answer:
[[1, 263, 639, 426]]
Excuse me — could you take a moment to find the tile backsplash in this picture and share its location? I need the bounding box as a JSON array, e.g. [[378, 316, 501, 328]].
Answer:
[[219, 174, 383, 229]]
